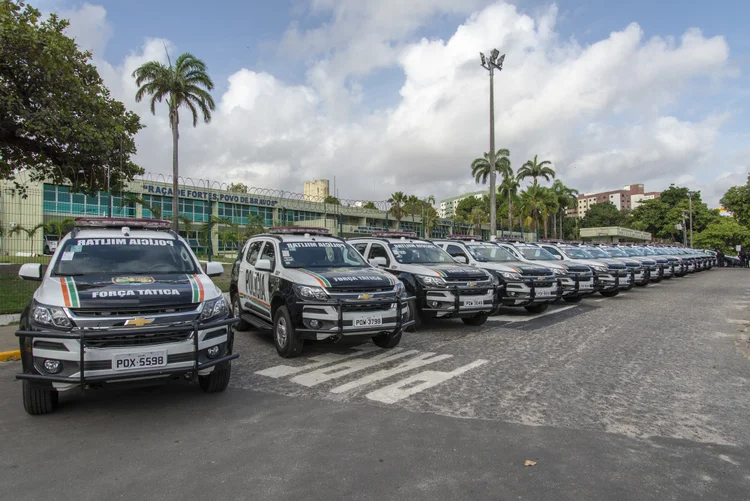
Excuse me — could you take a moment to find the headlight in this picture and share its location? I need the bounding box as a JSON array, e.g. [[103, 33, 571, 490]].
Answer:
[[295, 285, 330, 301], [500, 271, 521, 280], [394, 281, 405, 297], [200, 297, 229, 321], [552, 268, 567, 276], [591, 265, 608, 273], [31, 302, 72, 329], [416, 275, 446, 287]]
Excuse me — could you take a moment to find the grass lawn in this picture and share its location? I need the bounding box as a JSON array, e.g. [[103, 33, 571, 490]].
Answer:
[[0, 256, 51, 265], [0, 274, 37, 314]]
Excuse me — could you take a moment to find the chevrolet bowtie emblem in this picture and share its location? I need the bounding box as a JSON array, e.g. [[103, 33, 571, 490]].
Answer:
[[358, 293, 374, 300], [125, 317, 154, 327], [467, 282, 477, 287]]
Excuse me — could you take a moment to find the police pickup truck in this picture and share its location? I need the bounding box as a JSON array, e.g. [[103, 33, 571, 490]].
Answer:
[[16, 218, 238, 415], [348, 232, 495, 328], [230, 227, 411, 358], [493, 241, 596, 303], [432, 236, 559, 313], [583, 244, 642, 289]]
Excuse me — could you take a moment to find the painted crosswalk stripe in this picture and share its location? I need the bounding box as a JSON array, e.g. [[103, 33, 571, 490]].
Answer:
[[487, 305, 577, 323], [255, 346, 380, 378], [291, 349, 420, 387], [330, 352, 453, 394]]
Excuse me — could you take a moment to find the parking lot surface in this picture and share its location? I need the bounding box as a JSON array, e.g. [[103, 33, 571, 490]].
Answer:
[[1, 269, 749, 500]]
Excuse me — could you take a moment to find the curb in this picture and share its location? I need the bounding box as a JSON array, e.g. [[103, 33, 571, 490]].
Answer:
[[0, 350, 20, 362], [0, 314, 21, 327]]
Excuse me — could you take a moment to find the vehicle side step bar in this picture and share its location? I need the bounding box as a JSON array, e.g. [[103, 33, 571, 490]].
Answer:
[[241, 313, 273, 331]]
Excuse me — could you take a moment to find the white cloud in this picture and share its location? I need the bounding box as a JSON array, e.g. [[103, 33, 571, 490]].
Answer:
[[62, 1, 739, 206]]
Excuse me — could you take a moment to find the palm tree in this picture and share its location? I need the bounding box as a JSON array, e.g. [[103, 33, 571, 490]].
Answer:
[[498, 173, 520, 235], [10, 223, 45, 256], [388, 192, 407, 229], [420, 195, 437, 238], [45, 218, 75, 241], [405, 195, 421, 225], [132, 52, 216, 232], [471, 149, 511, 185], [519, 185, 557, 237], [120, 195, 163, 219], [470, 207, 487, 236], [517, 154, 555, 186], [552, 180, 579, 239]]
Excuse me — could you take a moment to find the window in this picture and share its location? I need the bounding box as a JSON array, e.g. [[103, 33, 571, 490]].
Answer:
[[542, 246, 563, 259], [218, 202, 275, 226], [260, 241, 276, 269], [352, 243, 368, 256], [245, 241, 263, 265], [369, 244, 390, 265], [446, 244, 468, 259]]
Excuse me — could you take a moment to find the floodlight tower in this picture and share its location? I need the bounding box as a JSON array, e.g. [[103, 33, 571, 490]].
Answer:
[[480, 49, 505, 240]]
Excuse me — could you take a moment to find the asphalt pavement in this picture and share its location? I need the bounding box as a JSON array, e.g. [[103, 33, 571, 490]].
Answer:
[[1, 269, 749, 500]]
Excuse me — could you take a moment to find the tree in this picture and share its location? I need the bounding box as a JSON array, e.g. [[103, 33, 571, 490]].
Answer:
[[1, 2, 143, 194], [362, 201, 378, 210], [44, 218, 75, 240], [10, 223, 45, 255], [552, 180, 578, 239], [455, 196, 487, 223], [121, 194, 162, 219], [133, 52, 216, 232], [498, 173, 519, 233], [720, 177, 750, 227], [405, 195, 421, 224], [518, 185, 557, 236], [470, 149, 511, 185], [517, 155, 555, 186], [580, 202, 623, 228], [228, 183, 248, 193], [469, 207, 487, 235], [421, 203, 439, 238], [694, 218, 750, 254], [388, 192, 408, 229], [324, 195, 341, 205], [243, 214, 265, 238]]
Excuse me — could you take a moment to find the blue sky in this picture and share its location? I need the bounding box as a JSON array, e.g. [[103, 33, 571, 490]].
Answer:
[[48, 0, 750, 205]]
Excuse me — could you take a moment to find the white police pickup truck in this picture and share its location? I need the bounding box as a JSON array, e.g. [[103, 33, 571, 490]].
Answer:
[[16, 218, 238, 415]]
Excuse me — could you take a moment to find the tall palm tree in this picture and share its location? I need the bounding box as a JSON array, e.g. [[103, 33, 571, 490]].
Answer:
[[470, 207, 487, 236], [132, 52, 216, 231], [517, 154, 555, 186], [518, 185, 557, 237], [406, 195, 421, 225], [552, 180, 579, 239], [498, 173, 520, 234], [120, 194, 163, 219], [388, 192, 407, 229], [471, 148, 511, 185]]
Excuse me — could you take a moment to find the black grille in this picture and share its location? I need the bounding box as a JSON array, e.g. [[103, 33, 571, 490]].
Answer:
[[84, 330, 192, 348], [567, 267, 590, 274], [329, 286, 392, 293], [72, 305, 198, 317], [84, 360, 112, 370], [444, 276, 488, 283], [459, 288, 491, 296], [342, 303, 394, 312], [519, 270, 554, 277]]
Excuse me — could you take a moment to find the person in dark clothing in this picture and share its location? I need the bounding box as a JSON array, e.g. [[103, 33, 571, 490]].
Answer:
[[717, 249, 725, 267]]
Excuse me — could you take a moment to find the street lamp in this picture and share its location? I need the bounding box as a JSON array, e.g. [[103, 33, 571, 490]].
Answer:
[[480, 49, 505, 240], [687, 192, 694, 248]]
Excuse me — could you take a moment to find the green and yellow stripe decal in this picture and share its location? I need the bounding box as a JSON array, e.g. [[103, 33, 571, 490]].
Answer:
[[249, 296, 270, 311], [187, 274, 205, 303], [298, 269, 332, 287], [425, 267, 448, 278], [60, 277, 80, 308]]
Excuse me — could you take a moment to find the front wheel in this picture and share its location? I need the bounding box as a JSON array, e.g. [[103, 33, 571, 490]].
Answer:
[[405, 299, 421, 332], [22, 381, 58, 415], [199, 361, 231, 393], [461, 314, 489, 326], [563, 295, 583, 303], [524, 303, 549, 314], [600, 289, 619, 298], [232, 294, 251, 331], [273, 305, 304, 358], [372, 331, 402, 348]]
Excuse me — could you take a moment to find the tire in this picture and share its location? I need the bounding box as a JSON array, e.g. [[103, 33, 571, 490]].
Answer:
[[600, 289, 619, 298], [635, 281, 648, 287], [199, 361, 231, 393], [405, 299, 421, 333], [231, 294, 251, 331], [462, 314, 489, 326], [563, 295, 583, 303], [273, 305, 304, 358], [372, 331, 402, 348], [22, 381, 58, 415], [524, 303, 549, 314], [44, 246, 50, 255]]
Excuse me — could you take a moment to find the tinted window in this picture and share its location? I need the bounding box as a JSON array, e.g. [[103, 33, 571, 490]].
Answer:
[[604, 247, 627, 257], [517, 246, 557, 260], [389, 242, 454, 264], [53, 238, 198, 276], [260, 241, 276, 269], [246, 241, 263, 265], [584, 247, 610, 258], [446, 245, 468, 258], [279, 241, 368, 268], [541, 246, 563, 258], [352, 243, 368, 256], [467, 245, 516, 262], [369, 244, 391, 265], [560, 247, 592, 259]]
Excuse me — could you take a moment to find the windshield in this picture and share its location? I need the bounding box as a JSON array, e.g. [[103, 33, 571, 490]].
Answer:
[[561, 247, 593, 259], [641, 247, 656, 256], [621, 247, 642, 257], [466, 245, 517, 262], [53, 237, 198, 276], [603, 247, 627, 257], [389, 242, 455, 264], [516, 246, 557, 261], [280, 241, 368, 268], [584, 247, 610, 258]]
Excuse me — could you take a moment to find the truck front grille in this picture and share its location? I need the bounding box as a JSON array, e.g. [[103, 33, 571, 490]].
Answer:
[[72, 305, 198, 317], [84, 330, 192, 348]]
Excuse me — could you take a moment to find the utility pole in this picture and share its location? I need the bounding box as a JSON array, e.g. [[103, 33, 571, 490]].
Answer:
[[687, 192, 694, 248], [480, 49, 505, 241]]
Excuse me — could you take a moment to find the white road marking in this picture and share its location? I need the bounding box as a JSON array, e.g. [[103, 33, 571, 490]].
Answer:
[[726, 319, 750, 325], [366, 360, 489, 404], [488, 305, 578, 323], [330, 352, 453, 394], [255, 346, 379, 378], [593, 298, 607, 303], [291, 349, 420, 387]]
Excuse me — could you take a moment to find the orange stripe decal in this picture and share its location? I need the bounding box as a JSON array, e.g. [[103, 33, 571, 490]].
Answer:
[[298, 269, 326, 287], [60, 278, 71, 308], [193, 275, 205, 302]]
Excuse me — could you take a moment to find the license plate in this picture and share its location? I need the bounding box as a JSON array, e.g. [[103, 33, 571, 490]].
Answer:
[[463, 299, 483, 306], [536, 289, 555, 297], [580, 282, 593, 289], [354, 315, 383, 327], [113, 351, 167, 371]]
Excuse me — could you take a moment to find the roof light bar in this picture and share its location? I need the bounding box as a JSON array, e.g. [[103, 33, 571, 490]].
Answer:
[[74, 217, 171, 229], [446, 234, 483, 241], [269, 226, 331, 235], [371, 231, 418, 238]]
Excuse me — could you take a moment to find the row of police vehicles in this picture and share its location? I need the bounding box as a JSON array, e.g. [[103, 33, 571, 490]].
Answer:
[[14, 218, 716, 414]]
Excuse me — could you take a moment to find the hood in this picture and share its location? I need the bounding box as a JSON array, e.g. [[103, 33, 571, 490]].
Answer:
[[287, 267, 398, 289], [566, 258, 613, 269], [37, 273, 220, 309], [394, 262, 489, 281], [591, 258, 627, 269], [501, 262, 554, 276]]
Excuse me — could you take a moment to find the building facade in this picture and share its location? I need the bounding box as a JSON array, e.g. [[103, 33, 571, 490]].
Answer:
[[303, 179, 330, 201], [574, 184, 661, 218], [438, 190, 485, 218]]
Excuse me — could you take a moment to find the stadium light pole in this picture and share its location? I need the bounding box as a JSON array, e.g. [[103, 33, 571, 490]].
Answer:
[[480, 49, 505, 240]]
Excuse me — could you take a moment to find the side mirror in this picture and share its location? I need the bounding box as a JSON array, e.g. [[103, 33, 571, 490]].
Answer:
[[369, 257, 387, 267], [19, 263, 42, 281], [454, 255, 468, 264], [255, 259, 273, 272], [205, 261, 224, 277], [554, 255, 562, 260]]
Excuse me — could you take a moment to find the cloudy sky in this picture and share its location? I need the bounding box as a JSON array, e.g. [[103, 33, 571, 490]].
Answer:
[[41, 0, 750, 206]]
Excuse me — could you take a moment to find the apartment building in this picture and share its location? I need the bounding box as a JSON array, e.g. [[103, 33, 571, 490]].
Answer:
[[573, 184, 661, 218], [438, 190, 485, 218]]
